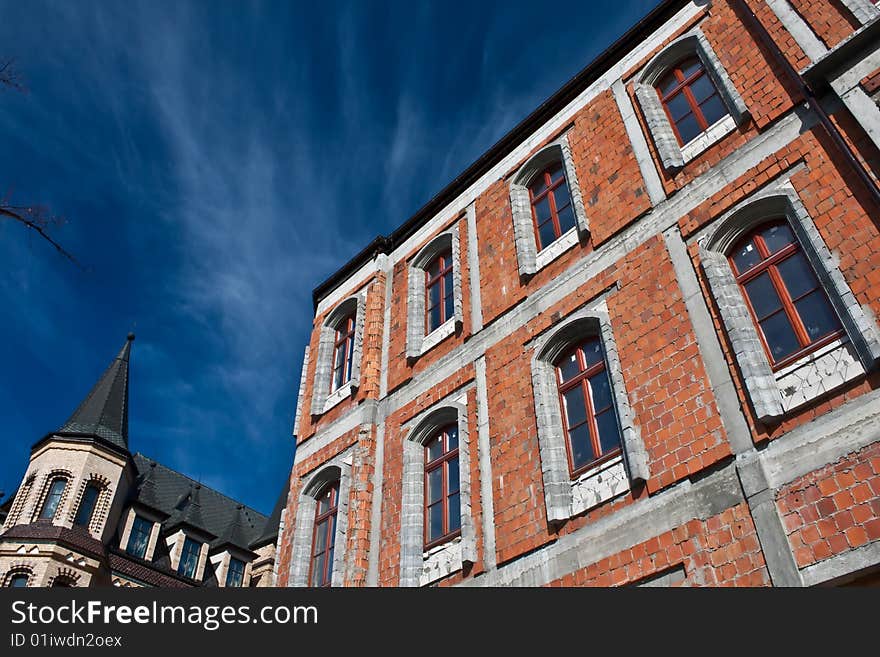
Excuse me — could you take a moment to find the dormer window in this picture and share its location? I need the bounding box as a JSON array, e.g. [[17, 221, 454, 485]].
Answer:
[[226, 557, 246, 587], [126, 515, 153, 559], [178, 537, 201, 579]]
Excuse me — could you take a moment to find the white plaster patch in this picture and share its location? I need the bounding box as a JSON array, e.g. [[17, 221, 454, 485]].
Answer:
[[775, 339, 865, 413], [535, 228, 579, 272], [680, 114, 737, 163], [570, 455, 630, 517], [420, 537, 462, 587], [322, 381, 355, 414], [420, 318, 456, 355]]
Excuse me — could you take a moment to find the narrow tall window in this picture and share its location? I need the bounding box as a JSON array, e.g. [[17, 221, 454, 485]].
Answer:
[[425, 251, 454, 333], [424, 425, 461, 549], [655, 56, 729, 145], [8, 574, 28, 588], [529, 162, 576, 251], [38, 478, 67, 520], [331, 315, 356, 393], [729, 221, 843, 369], [226, 557, 246, 587], [555, 337, 622, 476], [178, 537, 201, 579], [309, 481, 339, 587], [126, 515, 153, 559], [73, 484, 101, 528]]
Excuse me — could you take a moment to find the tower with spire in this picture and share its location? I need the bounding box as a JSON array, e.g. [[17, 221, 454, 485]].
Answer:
[[0, 336, 286, 588]]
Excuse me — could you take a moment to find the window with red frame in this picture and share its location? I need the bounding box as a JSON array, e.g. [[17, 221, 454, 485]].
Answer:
[[529, 162, 576, 251], [330, 314, 355, 393], [425, 251, 454, 333], [424, 425, 461, 549], [728, 221, 843, 369], [555, 337, 622, 476], [655, 56, 729, 146], [309, 481, 339, 587]]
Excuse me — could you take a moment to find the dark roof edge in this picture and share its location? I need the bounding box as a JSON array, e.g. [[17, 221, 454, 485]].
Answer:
[[31, 432, 131, 459], [311, 0, 685, 311]]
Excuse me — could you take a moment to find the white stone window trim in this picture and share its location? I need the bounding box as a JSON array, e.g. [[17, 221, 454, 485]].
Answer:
[[634, 26, 749, 171], [310, 291, 367, 416], [406, 227, 464, 359], [287, 453, 352, 587], [118, 506, 162, 562], [399, 394, 477, 587], [697, 186, 880, 422], [529, 300, 650, 524], [839, 0, 880, 26], [508, 134, 589, 278], [4, 472, 35, 529]]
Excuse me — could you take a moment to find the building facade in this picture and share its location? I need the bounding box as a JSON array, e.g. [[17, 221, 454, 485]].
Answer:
[[0, 336, 284, 588], [276, 0, 880, 587]]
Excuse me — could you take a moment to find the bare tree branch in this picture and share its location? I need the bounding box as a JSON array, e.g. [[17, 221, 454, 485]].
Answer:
[[0, 203, 85, 269], [0, 58, 25, 92]]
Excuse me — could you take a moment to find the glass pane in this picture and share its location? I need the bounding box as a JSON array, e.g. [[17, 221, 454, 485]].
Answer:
[[447, 458, 460, 495], [731, 239, 761, 273], [427, 281, 440, 308], [795, 291, 840, 342], [427, 468, 443, 504], [310, 553, 325, 586], [40, 479, 66, 519], [699, 94, 727, 127], [563, 387, 588, 429], [688, 74, 715, 103], [760, 312, 801, 362], [428, 503, 443, 542], [760, 223, 795, 254], [548, 162, 564, 183], [776, 252, 817, 300], [443, 270, 454, 297], [74, 485, 100, 527], [426, 258, 440, 278], [557, 351, 580, 382], [444, 294, 454, 324], [595, 410, 622, 455], [426, 435, 443, 462], [533, 196, 551, 222], [446, 425, 458, 450], [314, 519, 327, 552], [538, 219, 557, 250], [665, 92, 691, 121], [568, 423, 595, 471], [556, 204, 576, 235], [428, 304, 441, 332], [529, 174, 548, 198], [657, 71, 678, 96], [326, 547, 334, 582], [680, 57, 702, 78], [10, 575, 28, 588], [589, 371, 613, 413], [553, 182, 570, 211], [744, 272, 783, 319], [448, 493, 461, 533], [581, 339, 604, 369], [675, 113, 702, 144]]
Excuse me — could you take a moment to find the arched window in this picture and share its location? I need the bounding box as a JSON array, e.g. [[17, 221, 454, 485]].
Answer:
[[728, 220, 843, 369], [38, 477, 67, 520], [424, 425, 461, 549], [331, 314, 356, 393], [425, 251, 455, 334], [529, 161, 577, 251], [51, 577, 74, 587], [554, 336, 622, 475], [7, 572, 29, 588], [309, 480, 339, 587], [655, 56, 728, 147], [73, 483, 102, 529]]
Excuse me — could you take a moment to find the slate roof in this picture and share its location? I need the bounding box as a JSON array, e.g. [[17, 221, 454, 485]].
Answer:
[[250, 485, 287, 550], [131, 453, 270, 553], [107, 550, 192, 588], [55, 335, 134, 451]]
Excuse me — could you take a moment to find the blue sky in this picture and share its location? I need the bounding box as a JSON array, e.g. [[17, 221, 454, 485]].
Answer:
[[0, 0, 657, 515]]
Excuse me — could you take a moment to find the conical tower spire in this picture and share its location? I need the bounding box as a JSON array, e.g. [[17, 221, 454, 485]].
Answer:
[[56, 334, 134, 451]]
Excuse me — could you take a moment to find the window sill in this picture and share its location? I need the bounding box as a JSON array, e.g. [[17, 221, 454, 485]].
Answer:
[[569, 453, 629, 518], [679, 114, 737, 164], [322, 380, 357, 414], [420, 535, 462, 587], [534, 227, 579, 272], [419, 318, 457, 356], [774, 336, 866, 413]]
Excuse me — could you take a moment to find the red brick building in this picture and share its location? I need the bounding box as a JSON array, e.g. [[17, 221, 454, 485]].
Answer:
[[276, 0, 880, 587]]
